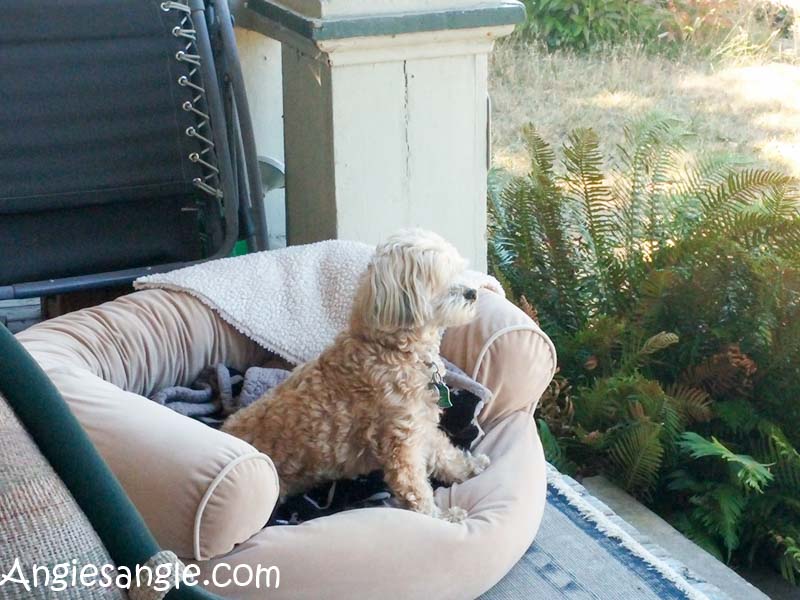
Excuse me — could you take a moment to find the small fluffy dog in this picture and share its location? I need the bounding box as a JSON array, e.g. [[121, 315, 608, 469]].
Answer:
[[222, 229, 490, 519]]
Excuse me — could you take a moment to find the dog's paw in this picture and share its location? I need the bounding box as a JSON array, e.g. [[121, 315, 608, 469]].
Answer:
[[469, 452, 491, 475], [441, 506, 468, 523], [410, 494, 441, 519], [423, 502, 444, 520]]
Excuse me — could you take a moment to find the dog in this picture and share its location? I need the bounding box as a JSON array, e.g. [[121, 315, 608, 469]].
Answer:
[[222, 229, 490, 520]]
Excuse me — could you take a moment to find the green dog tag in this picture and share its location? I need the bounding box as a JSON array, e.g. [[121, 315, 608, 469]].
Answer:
[[435, 381, 452, 409]]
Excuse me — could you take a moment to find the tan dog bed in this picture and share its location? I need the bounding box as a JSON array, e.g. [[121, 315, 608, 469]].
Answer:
[[17, 285, 556, 599]]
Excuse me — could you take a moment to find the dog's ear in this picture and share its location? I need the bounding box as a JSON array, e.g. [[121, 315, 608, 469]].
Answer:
[[357, 250, 427, 331]]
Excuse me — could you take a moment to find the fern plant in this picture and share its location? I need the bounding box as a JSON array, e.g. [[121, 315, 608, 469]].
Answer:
[[489, 117, 800, 583]]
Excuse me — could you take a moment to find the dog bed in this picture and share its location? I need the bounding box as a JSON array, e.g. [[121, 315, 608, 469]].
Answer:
[[16, 242, 557, 600]]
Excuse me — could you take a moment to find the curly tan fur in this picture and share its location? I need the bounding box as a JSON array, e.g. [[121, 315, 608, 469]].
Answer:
[[222, 230, 490, 520]]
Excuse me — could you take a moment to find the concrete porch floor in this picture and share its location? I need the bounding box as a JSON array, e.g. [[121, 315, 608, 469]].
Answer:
[[582, 476, 795, 600]]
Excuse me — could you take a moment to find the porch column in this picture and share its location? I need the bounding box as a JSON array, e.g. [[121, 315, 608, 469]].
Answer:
[[237, 0, 524, 270]]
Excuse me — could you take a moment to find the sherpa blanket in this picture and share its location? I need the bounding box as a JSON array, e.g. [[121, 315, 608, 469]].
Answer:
[[134, 240, 504, 365]]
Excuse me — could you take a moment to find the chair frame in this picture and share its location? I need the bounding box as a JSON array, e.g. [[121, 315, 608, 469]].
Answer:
[[0, 0, 267, 301]]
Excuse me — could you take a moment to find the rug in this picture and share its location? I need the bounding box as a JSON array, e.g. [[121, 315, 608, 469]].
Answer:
[[480, 465, 730, 600]]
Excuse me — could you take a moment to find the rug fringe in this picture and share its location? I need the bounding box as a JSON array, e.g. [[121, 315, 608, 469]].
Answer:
[[546, 465, 715, 600]]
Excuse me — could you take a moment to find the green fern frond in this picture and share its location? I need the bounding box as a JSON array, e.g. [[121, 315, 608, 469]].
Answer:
[[523, 124, 557, 184], [562, 148, 611, 234], [669, 472, 748, 559], [573, 378, 621, 430], [615, 116, 688, 253], [776, 534, 800, 585], [620, 115, 685, 155], [562, 128, 620, 308], [656, 397, 683, 448], [756, 422, 800, 490], [618, 117, 686, 189], [618, 331, 679, 374], [537, 419, 576, 474], [640, 331, 680, 355], [636, 270, 679, 321], [762, 183, 800, 219], [679, 432, 774, 492], [667, 468, 705, 494], [711, 484, 747, 555], [488, 134, 586, 335], [667, 384, 713, 423], [628, 382, 684, 452], [609, 421, 664, 498], [687, 484, 747, 558], [714, 212, 800, 257], [697, 169, 794, 223], [487, 166, 511, 210], [675, 153, 743, 201]]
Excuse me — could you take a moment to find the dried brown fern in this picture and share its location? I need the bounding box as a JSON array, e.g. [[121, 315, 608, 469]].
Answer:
[[681, 344, 758, 398]]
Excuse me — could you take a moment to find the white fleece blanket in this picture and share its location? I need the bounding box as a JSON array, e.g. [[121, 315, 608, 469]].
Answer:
[[134, 240, 503, 365]]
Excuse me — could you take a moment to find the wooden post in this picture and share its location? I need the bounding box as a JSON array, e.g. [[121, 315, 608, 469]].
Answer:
[[235, 0, 524, 270]]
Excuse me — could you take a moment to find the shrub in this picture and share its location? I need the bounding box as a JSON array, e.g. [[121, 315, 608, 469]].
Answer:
[[488, 117, 800, 583], [517, 0, 669, 50]]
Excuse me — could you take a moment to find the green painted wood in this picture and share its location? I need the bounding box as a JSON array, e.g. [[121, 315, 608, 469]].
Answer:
[[248, 0, 525, 41]]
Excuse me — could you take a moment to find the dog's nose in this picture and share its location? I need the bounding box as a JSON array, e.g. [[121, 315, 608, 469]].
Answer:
[[464, 288, 477, 301]]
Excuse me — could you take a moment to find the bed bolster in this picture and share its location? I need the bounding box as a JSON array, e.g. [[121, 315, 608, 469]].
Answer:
[[441, 289, 558, 428], [17, 290, 280, 560]]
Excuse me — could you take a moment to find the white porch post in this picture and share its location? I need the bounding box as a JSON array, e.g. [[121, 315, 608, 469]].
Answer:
[[235, 0, 524, 270]]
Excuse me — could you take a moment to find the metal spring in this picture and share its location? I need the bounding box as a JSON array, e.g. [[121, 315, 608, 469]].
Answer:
[[189, 152, 219, 173], [161, 0, 223, 200], [175, 50, 201, 67], [160, 2, 190, 13], [186, 126, 214, 147], [172, 26, 196, 40]]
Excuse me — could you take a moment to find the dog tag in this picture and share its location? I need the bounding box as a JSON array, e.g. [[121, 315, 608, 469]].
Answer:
[[434, 382, 452, 409]]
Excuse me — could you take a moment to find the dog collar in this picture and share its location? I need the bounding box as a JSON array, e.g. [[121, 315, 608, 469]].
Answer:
[[427, 362, 452, 409]]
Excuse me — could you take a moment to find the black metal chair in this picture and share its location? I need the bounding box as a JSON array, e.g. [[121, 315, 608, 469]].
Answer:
[[0, 0, 268, 300]]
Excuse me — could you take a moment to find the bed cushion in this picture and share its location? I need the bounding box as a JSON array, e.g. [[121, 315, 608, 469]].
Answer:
[[16, 290, 281, 561], [16, 285, 556, 597], [442, 289, 557, 425], [195, 411, 546, 600]]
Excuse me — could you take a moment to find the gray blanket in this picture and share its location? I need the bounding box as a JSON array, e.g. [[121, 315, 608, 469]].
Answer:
[[150, 365, 290, 427]]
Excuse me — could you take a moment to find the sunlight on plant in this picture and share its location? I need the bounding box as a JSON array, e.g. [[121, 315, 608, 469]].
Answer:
[[488, 117, 800, 583]]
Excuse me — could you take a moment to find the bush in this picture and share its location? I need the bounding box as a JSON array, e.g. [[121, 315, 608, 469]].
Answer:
[[518, 0, 668, 49], [488, 117, 800, 583]]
